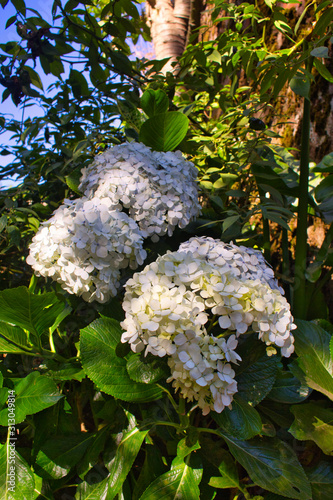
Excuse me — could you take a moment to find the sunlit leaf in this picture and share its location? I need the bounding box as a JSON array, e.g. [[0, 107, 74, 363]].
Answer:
[[293, 320, 333, 400], [141, 89, 169, 117], [80, 317, 163, 402], [139, 112, 189, 151], [0, 371, 63, 425]]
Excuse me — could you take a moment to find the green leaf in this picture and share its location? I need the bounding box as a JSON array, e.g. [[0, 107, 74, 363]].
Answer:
[[10, 0, 26, 15], [264, 1, 276, 10], [311, 46, 329, 58], [35, 433, 95, 479], [289, 403, 333, 455], [0, 287, 65, 341], [139, 112, 189, 152], [0, 322, 32, 353], [313, 7, 333, 36], [69, 69, 90, 98], [222, 215, 240, 232], [126, 354, 169, 384], [206, 448, 239, 489], [139, 463, 201, 500], [65, 169, 83, 195], [235, 342, 278, 406], [44, 361, 86, 382], [314, 58, 333, 83], [23, 66, 44, 90], [293, 320, 333, 400], [172, 438, 201, 466], [140, 89, 169, 118], [290, 74, 310, 99], [106, 424, 148, 498], [0, 444, 35, 500], [80, 317, 163, 402], [313, 152, 333, 173], [132, 444, 168, 499], [200, 435, 240, 490], [267, 370, 311, 404], [212, 395, 262, 439], [258, 400, 294, 429], [224, 435, 312, 499], [77, 426, 110, 478], [315, 175, 333, 203], [306, 460, 333, 500], [75, 475, 109, 500], [0, 371, 63, 425]]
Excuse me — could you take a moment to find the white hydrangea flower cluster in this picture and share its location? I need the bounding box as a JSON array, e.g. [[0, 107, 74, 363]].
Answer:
[[167, 331, 240, 415], [178, 236, 282, 292], [121, 240, 295, 414], [79, 142, 201, 241], [27, 143, 200, 302], [27, 197, 147, 303]]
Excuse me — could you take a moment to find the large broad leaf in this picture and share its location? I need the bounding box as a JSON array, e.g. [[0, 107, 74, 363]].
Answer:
[[0, 322, 32, 353], [306, 460, 333, 500], [139, 112, 189, 151], [224, 435, 312, 499], [80, 317, 163, 402], [139, 463, 201, 500], [289, 403, 333, 455], [0, 287, 65, 341], [0, 371, 63, 425], [235, 342, 278, 406], [35, 433, 95, 479], [267, 369, 311, 404], [106, 425, 148, 498], [0, 443, 35, 500], [293, 320, 333, 400], [212, 395, 262, 440], [126, 354, 169, 384], [141, 89, 169, 118]]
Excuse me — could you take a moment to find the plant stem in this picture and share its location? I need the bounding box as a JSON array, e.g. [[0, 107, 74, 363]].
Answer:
[[156, 384, 179, 413], [281, 226, 291, 301], [293, 52, 312, 319]]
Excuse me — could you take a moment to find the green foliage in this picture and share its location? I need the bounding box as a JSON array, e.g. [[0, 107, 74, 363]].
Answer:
[[223, 435, 312, 499], [0, 0, 333, 498], [80, 316, 163, 402]]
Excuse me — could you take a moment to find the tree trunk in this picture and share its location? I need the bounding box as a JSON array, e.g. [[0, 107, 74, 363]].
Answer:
[[145, 0, 192, 74]]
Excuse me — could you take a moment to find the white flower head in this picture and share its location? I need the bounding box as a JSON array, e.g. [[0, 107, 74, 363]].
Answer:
[[79, 142, 201, 240], [178, 236, 283, 292], [27, 196, 147, 303], [121, 239, 296, 414]]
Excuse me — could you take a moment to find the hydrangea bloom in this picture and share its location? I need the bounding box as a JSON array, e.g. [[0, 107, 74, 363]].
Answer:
[[79, 142, 201, 241], [27, 196, 147, 303], [121, 243, 295, 414], [178, 236, 282, 292]]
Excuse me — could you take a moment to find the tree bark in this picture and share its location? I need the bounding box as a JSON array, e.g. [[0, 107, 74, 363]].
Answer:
[[145, 0, 192, 74]]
